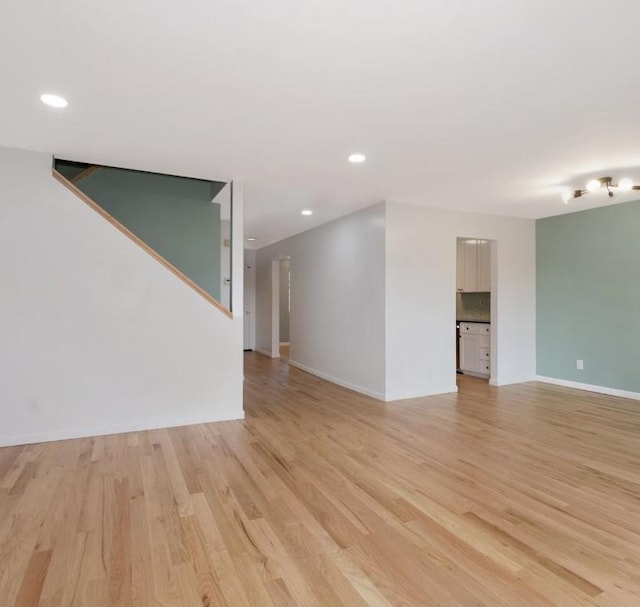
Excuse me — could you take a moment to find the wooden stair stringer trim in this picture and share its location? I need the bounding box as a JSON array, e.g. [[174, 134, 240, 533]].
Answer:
[[71, 165, 101, 184], [52, 169, 233, 318]]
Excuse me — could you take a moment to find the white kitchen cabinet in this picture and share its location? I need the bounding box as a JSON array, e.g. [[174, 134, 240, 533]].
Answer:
[[456, 238, 491, 293], [460, 334, 480, 373], [459, 322, 490, 378], [456, 239, 466, 292], [477, 239, 491, 292]]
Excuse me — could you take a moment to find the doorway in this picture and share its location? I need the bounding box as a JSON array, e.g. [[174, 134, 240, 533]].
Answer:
[[278, 259, 290, 361], [455, 237, 496, 384], [271, 257, 291, 361]]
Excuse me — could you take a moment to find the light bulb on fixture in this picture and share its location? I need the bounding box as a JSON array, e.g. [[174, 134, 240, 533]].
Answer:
[[618, 177, 633, 191], [586, 179, 602, 193], [301, 209, 313, 216]]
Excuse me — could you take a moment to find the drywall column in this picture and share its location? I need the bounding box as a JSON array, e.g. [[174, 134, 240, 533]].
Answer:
[[213, 182, 232, 310], [231, 180, 244, 317], [385, 202, 536, 399], [243, 249, 257, 351]]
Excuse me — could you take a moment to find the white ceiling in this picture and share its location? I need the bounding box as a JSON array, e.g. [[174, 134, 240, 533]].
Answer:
[[3, 0, 640, 247]]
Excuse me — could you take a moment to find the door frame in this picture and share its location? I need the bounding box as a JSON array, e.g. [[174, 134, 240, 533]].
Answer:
[[455, 237, 498, 384], [270, 259, 280, 357], [270, 256, 291, 358]]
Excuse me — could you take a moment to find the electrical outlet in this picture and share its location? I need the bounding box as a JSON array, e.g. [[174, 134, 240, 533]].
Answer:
[[576, 359, 584, 370], [27, 397, 40, 413]]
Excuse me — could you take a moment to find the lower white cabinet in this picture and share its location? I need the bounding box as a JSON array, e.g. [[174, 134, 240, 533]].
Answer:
[[459, 322, 490, 377]]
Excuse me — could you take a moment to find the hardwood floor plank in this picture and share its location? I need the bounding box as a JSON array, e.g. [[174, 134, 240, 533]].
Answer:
[[4, 353, 640, 604], [13, 548, 52, 607], [464, 510, 603, 597]]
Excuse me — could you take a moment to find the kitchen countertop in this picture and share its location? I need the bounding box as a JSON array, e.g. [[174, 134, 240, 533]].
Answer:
[[457, 319, 490, 324]]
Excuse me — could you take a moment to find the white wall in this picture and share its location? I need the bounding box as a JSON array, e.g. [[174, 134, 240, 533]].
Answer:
[[213, 182, 233, 311], [385, 202, 536, 400], [0, 147, 244, 446], [219, 218, 231, 308], [243, 248, 256, 350], [255, 203, 386, 399], [279, 258, 290, 342]]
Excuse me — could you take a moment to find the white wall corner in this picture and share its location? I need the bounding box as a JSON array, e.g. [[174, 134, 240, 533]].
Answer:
[[384, 385, 459, 402], [489, 375, 536, 387], [288, 359, 386, 401]]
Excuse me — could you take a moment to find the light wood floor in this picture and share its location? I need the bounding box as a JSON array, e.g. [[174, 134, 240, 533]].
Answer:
[[3, 355, 640, 606]]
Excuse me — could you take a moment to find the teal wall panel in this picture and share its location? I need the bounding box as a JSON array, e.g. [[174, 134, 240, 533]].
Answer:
[[78, 167, 222, 301], [537, 199, 640, 391], [56, 160, 90, 181]]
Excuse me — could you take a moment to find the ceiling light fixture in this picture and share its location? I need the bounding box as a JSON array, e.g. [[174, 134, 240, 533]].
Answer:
[[246, 237, 257, 242], [40, 93, 68, 108], [348, 153, 366, 163], [301, 209, 313, 216], [561, 176, 640, 203]]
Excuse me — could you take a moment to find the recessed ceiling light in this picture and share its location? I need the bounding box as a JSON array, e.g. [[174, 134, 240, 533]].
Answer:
[[301, 209, 313, 216], [348, 153, 366, 163], [246, 237, 257, 241], [40, 93, 68, 108]]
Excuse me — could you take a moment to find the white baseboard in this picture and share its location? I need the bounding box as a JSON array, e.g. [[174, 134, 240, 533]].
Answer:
[[489, 376, 535, 387], [0, 410, 245, 448], [535, 375, 640, 401], [255, 347, 278, 358], [288, 359, 386, 401], [385, 385, 459, 401], [287, 360, 458, 402]]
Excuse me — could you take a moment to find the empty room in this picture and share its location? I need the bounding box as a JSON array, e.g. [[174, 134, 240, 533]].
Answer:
[[2, 2, 640, 606]]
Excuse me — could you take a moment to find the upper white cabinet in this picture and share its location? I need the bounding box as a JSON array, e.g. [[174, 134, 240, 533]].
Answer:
[[477, 239, 491, 292], [457, 238, 491, 293]]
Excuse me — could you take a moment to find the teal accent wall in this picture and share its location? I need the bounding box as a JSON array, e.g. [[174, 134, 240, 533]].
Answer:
[[537, 199, 640, 391], [56, 160, 91, 181], [78, 167, 222, 301]]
